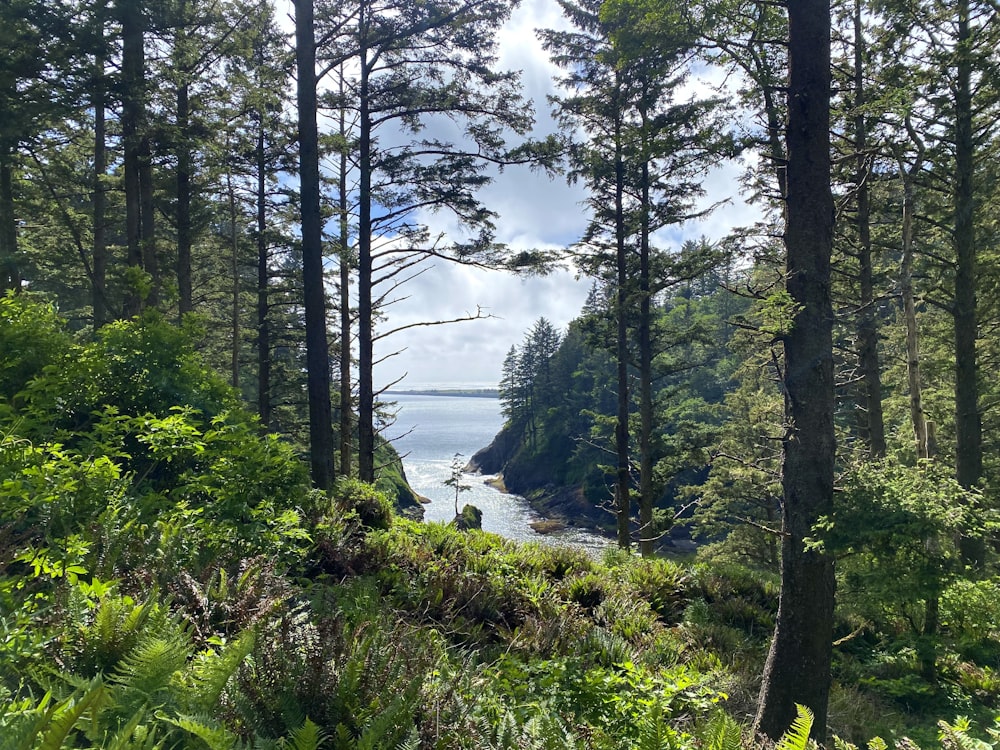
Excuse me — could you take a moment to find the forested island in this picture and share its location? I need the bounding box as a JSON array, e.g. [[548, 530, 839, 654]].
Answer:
[[3, 0, 1000, 747]]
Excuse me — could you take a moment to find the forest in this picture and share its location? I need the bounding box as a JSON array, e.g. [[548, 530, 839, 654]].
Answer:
[[2, 0, 1000, 746]]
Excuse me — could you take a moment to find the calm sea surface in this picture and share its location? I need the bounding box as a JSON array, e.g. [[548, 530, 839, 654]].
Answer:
[[385, 393, 610, 554]]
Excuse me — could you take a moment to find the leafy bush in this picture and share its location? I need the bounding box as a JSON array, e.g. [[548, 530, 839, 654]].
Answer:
[[0, 292, 70, 409]]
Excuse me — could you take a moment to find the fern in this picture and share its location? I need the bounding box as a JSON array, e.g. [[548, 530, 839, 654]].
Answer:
[[185, 630, 255, 710], [38, 677, 106, 750], [0, 678, 107, 750], [0, 693, 58, 750], [284, 717, 325, 750], [354, 687, 418, 750], [775, 705, 815, 750], [394, 727, 421, 750], [110, 628, 189, 718], [938, 717, 993, 750], [95, 708, 158, 750], [161, 713, 237, 750], [636, 700, 680, 750], [700, 710, 743, 750]]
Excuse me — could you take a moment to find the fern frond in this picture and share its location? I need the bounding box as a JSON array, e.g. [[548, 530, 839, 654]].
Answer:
[[700, 710, 743, 750], [0, 693, 58, 750], [637, 700, 680, 750], [775, 705, 814, 750], [355, 690, 416, 750], [186, 630, 255, 710], [37, 677, 106, 750], [111, 628, 189, 716], [394, 727, 421, 750], [938, 718, 992, 750], [161, 713, 237, 750], [283, 717, 325, 750], [523, 712, 578, 750], [95, 708, 152, 750]]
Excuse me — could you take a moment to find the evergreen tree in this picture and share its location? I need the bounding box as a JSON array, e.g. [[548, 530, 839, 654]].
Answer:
[[294, 0, 335, 490], [321, 0, 559, 481], [753, 0, 836, 740]]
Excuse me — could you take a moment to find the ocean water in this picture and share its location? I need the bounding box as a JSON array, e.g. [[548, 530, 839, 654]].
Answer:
[[385, 393, 610, 554]]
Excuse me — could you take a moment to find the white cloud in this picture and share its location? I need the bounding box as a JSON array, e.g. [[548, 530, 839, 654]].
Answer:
[[310, 0, 759, 388], [375, 262, 592, 388]]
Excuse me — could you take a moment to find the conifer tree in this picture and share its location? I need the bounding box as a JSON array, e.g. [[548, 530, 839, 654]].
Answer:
[[753, 0, 836, 740]]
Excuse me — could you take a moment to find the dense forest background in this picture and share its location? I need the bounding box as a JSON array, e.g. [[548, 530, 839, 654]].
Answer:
[[3, 0, 1000, 746]]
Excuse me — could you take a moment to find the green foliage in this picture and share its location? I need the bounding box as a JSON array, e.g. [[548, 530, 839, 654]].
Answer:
[[334, 478, 394, 531], [17, 312, 235, 439], [817, 461, 986, 629], [0, 293, 70, 409], [775, 705, 815, 750]]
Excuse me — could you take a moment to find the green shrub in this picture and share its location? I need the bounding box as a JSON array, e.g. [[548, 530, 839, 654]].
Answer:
[[335, 478, 394, 531], [0, 292, 70, 408], [624, 557, 691, 623]]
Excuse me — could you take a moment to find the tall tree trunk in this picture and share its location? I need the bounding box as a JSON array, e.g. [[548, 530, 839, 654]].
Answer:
[[227, 169, 240, 389], [953, 1, 983, 568], [638, 107, 654, 558], [93, 46, 108, 328], [897, 138, 938, 679], [613, 107, 631, 551], [754, 0, 836, 742], [120, 0, 144, 317], [0, 143, 19, 292], [140, 130, 158, 307], [895, 133, 928, 460], [358, 15, 376, 483], [853, 0, 885, 458], [295, 0, 335, 490], [91, 82, 108, 324], [256, 120, 271, 429], [177, 79, 193, 316], [338, 76, 353, 478]]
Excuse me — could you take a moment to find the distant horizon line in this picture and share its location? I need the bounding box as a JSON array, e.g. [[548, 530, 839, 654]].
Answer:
[[385, 387, 499, 399]]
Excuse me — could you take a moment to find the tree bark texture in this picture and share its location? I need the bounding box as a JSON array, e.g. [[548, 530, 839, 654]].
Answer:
[[120, 0, 144, 317], [177, 80, 193, 316], [754, 0, 836, 742], [0, 144, 19, 292], [256, 122, 271, 429], [295, 0, 335, 490], [897, 144, 928, 460], [92, 48, 108, 328], [952, 2, 983, 567], [852, 0, 885, 458], [638, 128, 654, 558], [613, 110, 631, 551], [338, 89, 353, 478], [227, 170, 240, 389], [357, 15, 376, 483]]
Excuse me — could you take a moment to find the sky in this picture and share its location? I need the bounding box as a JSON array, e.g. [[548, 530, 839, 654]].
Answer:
[[342, 0, 761, 389]]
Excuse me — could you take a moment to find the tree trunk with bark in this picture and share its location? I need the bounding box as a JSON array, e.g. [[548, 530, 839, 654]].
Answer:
[[227, 169, 240, 389], [0, 143, 19, 292], [177, 79, 193, 316], [120, 0, 144, 317], [852, 0, 885, 458], [256, 121, 271, 429], [92, 29, 109, 327], [338, 82, 353, 478], [295, 0, 335, 490], [754, 0, 836, 742], [357, 18, 376, 483], [952, 1, 983, 568], [613, 108, 631, 551], [638, 114, 654, 558]]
